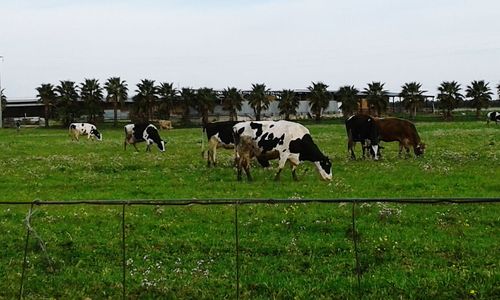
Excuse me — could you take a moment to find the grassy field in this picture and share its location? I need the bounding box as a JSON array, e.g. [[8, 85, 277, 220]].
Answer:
[[0, 121, 499, 299]]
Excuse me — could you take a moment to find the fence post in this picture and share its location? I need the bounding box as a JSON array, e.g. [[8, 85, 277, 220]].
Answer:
[[19, 202, 35, 300], [351, 199, 361, 296], [122, 203, 126, 300], [234, 201, 240, 300]]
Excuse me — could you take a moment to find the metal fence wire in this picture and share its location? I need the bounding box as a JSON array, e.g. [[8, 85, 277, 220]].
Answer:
[[0, 197, 499, 300]]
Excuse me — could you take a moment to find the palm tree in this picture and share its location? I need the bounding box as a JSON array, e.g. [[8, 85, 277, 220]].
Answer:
[[248, 83, 272, 121], [221, 87, 243, 121], [180, 88, 196, 124], [400, 82, 426, 119], [336, 85, 360, 117], [104, 77, 128, 127], [133, 79, 158, 121], [437, 81, 463, 120], [465, 80, 493, 119], [363, 82, 388, 116], [36, 84, 57, 127], [157, 82, 177, 120], [80, 79, 104, 124], [277, 89, 299, 120], [195, 87, 217, 126], [497, 83, 500, 99], [307, 81, 331, 122], [55, 80, 80, 127]]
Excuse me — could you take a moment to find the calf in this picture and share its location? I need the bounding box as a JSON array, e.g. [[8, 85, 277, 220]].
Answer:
[[124, 123, 166, 152], [233, 120, 332, 181], [486, 111, 500, 125], [345, 115, 380, 160], [69, 123, 102, 141], [374, 117, 425, 157], [158, 120, 173, 130]]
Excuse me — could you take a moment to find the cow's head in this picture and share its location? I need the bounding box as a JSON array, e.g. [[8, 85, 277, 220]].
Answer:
[[145, 125, 166, 152], [314, 156, 333, 181], [415, 143, 426, 156], [90, 128, 102, 141]]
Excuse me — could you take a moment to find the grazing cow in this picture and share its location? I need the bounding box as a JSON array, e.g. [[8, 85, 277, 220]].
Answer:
[[158, 120, 173, 130], [203, 121, 272, 168], [233, 120, 332, 181], [202, 121, 239, 167], [486, 111, 500, 125], [374, 117, 425, 157], [124, 123, 166, 152], [345, 115, 380, 160], [69, 123, 102, 141]]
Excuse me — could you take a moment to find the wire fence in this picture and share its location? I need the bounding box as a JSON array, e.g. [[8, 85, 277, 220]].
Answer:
[[1, 197, 499, 299]]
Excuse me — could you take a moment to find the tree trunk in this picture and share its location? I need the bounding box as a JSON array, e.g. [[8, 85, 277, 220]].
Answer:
[[476, 108, 481, 119], [44, 104, 50, 127], [113, 101, 118, 127]]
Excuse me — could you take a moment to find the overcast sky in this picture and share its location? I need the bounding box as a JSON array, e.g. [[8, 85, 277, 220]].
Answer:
[[1, 0, 499, 99]]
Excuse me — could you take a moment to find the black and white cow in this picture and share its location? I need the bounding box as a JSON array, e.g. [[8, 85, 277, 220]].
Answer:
[[124, 123, 166, 152], [233, 120, 332, 181], [345, 115, 379, 160], [486, 111, 500, 125], [203, 121, 239, 167], [69, 123, 102, 141], [203, 121, 271, 167]]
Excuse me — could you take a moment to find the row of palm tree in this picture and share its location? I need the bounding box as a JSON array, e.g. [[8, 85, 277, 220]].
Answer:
[[336, 80, 498, 119], [6, 78, 499, 128]]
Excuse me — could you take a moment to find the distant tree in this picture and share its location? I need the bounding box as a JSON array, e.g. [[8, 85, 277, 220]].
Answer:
[[400, 82, 426, 119], [36, 83, 57, 127], [307, 81, 331, 122], [363, 82, 388, 116], [437, 81, 463, 120], [55, 80, 80, 127], [248, 83, 272, 121], [133, 79, 158, 121], [465, 80, 493, 119], [336, 85, 360, 117], [277, 89, 299, 120], [221, 87, 243, 121], [195, 87, 217, 126], [496, 83, 500, 100], [179, 88, 196, 124], [157, 82, 177, 120], [80, 78, 104, 123], [104, 77, 128, 127]]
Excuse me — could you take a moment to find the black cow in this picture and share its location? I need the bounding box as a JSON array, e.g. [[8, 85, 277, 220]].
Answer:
[[345, 114, 380, 160], [487, 111, 500, 125], [124, 123, 166, 152]]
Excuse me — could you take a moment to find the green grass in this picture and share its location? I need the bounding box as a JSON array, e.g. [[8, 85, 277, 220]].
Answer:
[[0, 121, 499, 299]]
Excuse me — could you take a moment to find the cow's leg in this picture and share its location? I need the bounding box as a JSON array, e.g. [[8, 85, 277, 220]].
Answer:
[[291, 165, 299, 181], [244, 164, 252, 181], [348, 140, 356, 160], [132, 143, 139, 152], [207, 139, 217, 167], [211, 147, 217, 167], [274, 156, 288, 181]]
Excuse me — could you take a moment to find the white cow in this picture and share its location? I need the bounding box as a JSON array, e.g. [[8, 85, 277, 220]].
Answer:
[[69, 123, 102, 141], [233, 120, 332, 181]]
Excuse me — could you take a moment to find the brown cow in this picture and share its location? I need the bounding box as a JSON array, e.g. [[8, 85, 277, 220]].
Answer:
[[374, 117, 425, 157], [158, 120, 173, 130]]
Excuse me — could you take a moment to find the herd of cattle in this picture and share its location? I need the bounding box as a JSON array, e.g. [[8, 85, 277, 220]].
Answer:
[[67, 110, 499, 181]]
